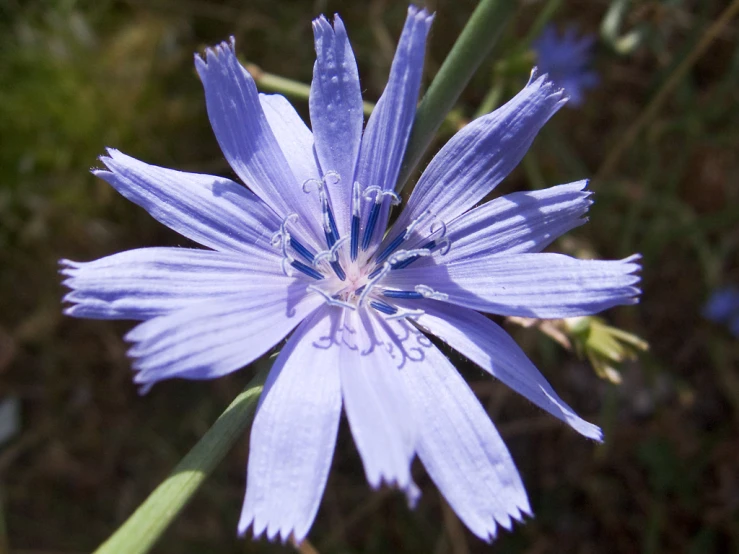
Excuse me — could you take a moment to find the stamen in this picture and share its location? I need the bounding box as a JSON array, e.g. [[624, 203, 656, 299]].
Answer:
[[313, 236, 350, 266], [435, 237, 452, 256], [367, 247, 433, 279], [308, 285, 355, 310], [320, 190, 337, 248], [313, 235, 347, 282], [361, 202, 381, 252], [415, 284, 449, 301], [350, 182, 361, 262], [390, 240, 446, 271], [272, 213, 310, 276], [301, 178, 324, 194], [327, 199, 340, 243], [330, 260, 346, 281], [382, 289, 424, 300], [390, 248, 433, 264], [289, 237, 315, 264], [386, 307, 425, 321], [290, 260, 324, 280], [392, 214, 449, 266], [322, 170, 341, 186], [429, 219, 447, 240], [304, 172, 341, 252], [374, 211, 428, 265], [280, 257, 294, 277], [374, 233, 406, 266], [271, 213, 299, 252], [370, 300, 398, 315], [360, 187, 401, 252], [358, 262, 392, 306]]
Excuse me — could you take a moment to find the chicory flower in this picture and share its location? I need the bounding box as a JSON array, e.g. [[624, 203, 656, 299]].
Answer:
[[62, 7, 640, 543]]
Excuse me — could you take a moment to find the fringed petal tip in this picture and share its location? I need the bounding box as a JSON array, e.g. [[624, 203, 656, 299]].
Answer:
[[92, 149, 125, 177], [310, 13, 351, 35], [620, 261, 643, 306], [130, 369, 161, 395], [407, 4, 436, 25], [528, 66, 570, 108], [621, 254, 643, 294], [58, 258, 82, 273], [476, 500, 534, 544], [565, 178, 594, 205], [368, 475, 422, 508], [61, 305, 80, 318], [311, 14, 331, 36], [194, 36, 237, 74], [575, 418, 604, 443], [237, 517, 307, 546]]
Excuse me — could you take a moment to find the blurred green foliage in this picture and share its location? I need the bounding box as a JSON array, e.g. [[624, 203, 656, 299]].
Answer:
[[1, 0, 738, 553]]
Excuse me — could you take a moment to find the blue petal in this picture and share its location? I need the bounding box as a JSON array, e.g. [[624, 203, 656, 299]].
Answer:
[[396, 71, 567, 234], [260, 93, 322, 193], [309, 14, 364, 236], [438, 180, 591, 261], [340, 309, 418, 502], [382, 180, 591, 263], [95, 149, 282, 254], [61, 247, 283, 320], [406, 300, 602, 440], [390, 319, 530, 540], [383, 253, 642, 318], [355, 6, 434, 248], [125, 286, 323, 388], [195, 39, 323, 245], [240, 306, 342, 543]]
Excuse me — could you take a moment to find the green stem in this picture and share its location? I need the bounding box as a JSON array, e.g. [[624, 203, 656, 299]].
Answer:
[[395, 0, 516, 193], [93, 369, 268, 554]]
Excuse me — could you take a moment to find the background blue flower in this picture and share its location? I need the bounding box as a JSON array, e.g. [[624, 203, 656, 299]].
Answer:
[[533, 24, 599, 107], [704, 286, 739, 336]]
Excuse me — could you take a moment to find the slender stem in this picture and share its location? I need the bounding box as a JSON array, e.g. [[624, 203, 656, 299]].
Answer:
[[245, 63, 375, 117], [595, 0, 739, 182], [93, 368, 268, 554], [395, 0, 516, 193]]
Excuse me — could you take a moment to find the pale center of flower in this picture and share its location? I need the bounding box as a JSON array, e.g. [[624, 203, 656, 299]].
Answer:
[[271, 175, 451, 319]]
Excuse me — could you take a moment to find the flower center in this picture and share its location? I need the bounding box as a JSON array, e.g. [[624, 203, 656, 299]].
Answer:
[[271, 174, 451, 319]]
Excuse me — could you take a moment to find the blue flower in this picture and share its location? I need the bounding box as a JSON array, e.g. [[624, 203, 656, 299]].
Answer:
[[533, 25, 598, 107], [61, 7, 641, 543], [703, 286, 739, 336]]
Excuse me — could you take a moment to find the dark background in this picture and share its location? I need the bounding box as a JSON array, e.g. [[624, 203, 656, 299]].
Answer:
[[1, 0, 738, 552]]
